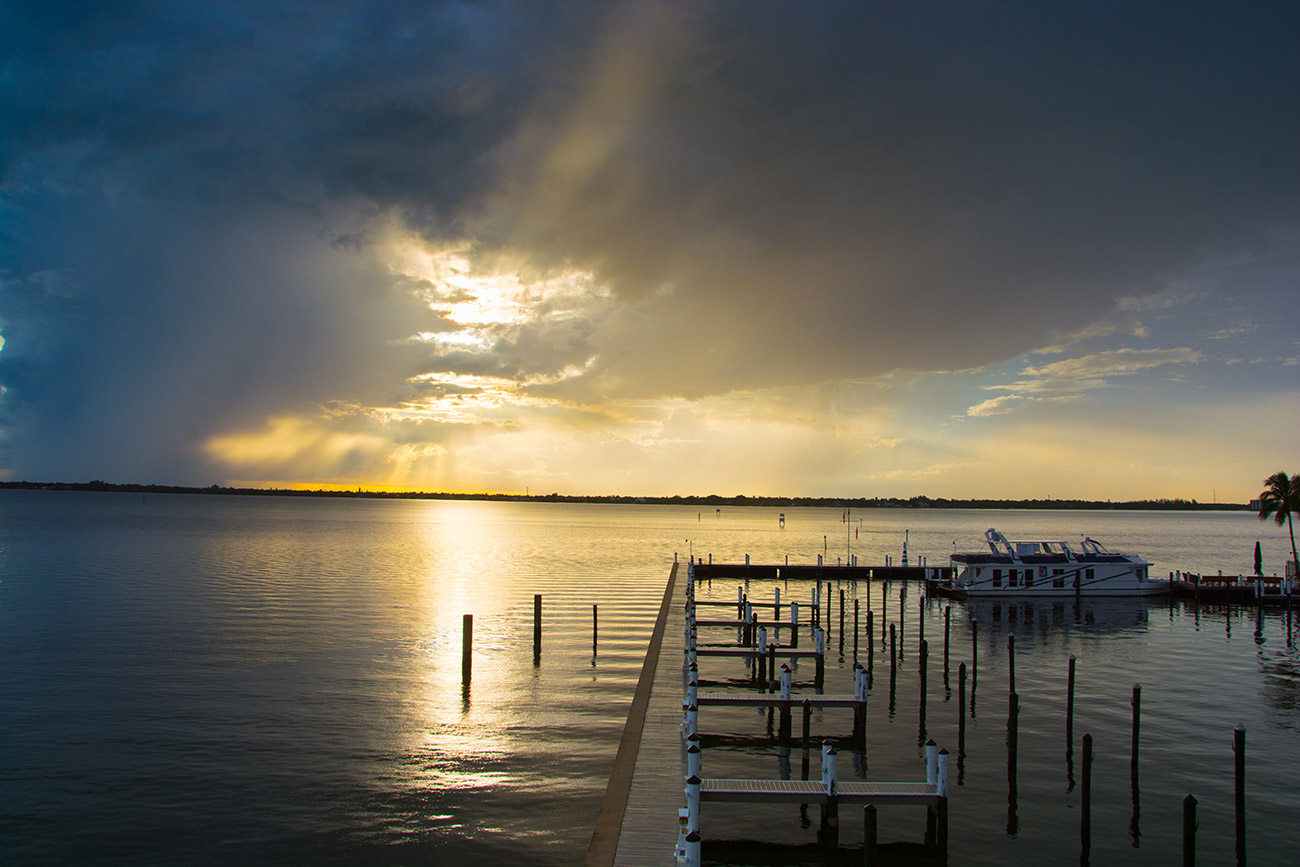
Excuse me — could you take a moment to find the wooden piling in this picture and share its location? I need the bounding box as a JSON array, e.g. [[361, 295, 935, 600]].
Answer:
[[1235, 725, 1246, 865], [943, 605, 951, 674], [1183, 794, 1197, 867], [533, 594, 542, 664], [958, 662, 967, 754], [1067, 655, 1076, 747], [840, 588, 845, 639], [971, 619, 978, 692], [853, 598, 860, 661], [1008, 633, 1016, 695], [801, 699, 812, 751], [889, 622, 897, 680], [919, 638, 929, 710], [592, 604, 598, 650], [462, 613, 473, 684], [862, 803, 879, 866], [1081, 733, 1093, 856], [1131, 683, 1141, 778]]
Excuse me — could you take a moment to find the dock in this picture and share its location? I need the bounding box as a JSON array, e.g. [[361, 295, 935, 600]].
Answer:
[[588, 558, 949, 866]]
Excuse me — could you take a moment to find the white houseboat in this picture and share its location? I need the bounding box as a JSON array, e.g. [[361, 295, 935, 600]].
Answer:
[[942, 528, 1168, 597]]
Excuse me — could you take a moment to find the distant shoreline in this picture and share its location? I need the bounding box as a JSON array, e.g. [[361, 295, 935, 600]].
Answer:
[[0, 480, 1251, 511]]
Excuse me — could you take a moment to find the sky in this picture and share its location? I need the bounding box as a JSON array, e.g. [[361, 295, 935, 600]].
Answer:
[[1, 1, 1298, 501]]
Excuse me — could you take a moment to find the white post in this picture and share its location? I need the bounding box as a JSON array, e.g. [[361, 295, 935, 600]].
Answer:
[[791, 602, 799, 627], [822, 743, 838, 795], [685, 774, 701, 833], [925, 739, 938, 786], [687, 703, 698, 738], [676, 807, 689, 865], [685, 830, 701, 867], [937, 748, 949, 797], [687, 740, 701, 778], [757, 626, 767, 651], [687, 679, 697, 707], [688, 662, 698, 687], [815, 627, 825, 655], [775, 587, 780, 610], [818, 554, 823, 567], [780, 664, 792, 701]]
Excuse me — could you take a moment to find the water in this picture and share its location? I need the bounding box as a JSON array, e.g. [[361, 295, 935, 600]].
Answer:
[[0, 492, 1295, 865]]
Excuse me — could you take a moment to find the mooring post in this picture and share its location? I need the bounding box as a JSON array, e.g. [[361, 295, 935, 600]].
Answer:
[[1067, 655, 1077, 746], [943, 605, 951, 674], [775, 587, 781, 621], [815, 627, 826, 689], [462, 613, 473, 684], [925, 737, 938, 845], [854, 598, 860, 661], [840, 588, 845, 639], [792, 602, 800, 648], [1008, 633, 1016, 695], [1081, 732, 1093, 856], [825, 581, 832, 633], [685, 830, 701, 867], [768, 642, 777, 692], [802, 698, 812, 752], [1131, 683, 1141, 778], [1235, 725, 1246, 865], [863, 804, 878, 867], [685, 773, 701, 834], [919, 638, 929, 713], [971, 619, 979, 692], [1184, 794, 1197, 867], [533, 594, 542, 664], [686, 738, 701, 778], [1009, 690, 1019, 749], [592, 604, 598, 650], [889, 623, 897, 682], [937, 748, 950, 850], [958, 662, 967, 754]]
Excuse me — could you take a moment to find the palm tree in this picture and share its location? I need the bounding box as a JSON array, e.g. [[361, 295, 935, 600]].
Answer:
[[1258, 471, 1300, 578]]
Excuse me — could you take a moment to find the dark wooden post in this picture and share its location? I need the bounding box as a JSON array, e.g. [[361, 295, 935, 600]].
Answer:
[[462, 613, 473, 684], [863, 804, 878, 867], [1184, 794, 1197, 867], [958, 662, 967, 754], [592, 604, 598, 650], [943, 605, 951, 674], [1235, 725, 1246, 865], [889, 623, 897, 681], [802, 699, 812, 751], [854, 598, 860, 661], [1067, 655, 1077, 747], [533, 594, 542, 664], [919, 638, 929, 715], [1131, 683, 1141, 779], [971, 619, 979, 693], [1008, 633, 1016, 695]]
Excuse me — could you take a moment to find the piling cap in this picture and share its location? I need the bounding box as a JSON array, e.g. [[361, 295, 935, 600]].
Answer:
[[686, 774, 701, 784], [926, 738, 937, 747]]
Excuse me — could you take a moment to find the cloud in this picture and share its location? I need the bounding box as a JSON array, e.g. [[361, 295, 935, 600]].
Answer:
[[1, 1, 1299, 488]]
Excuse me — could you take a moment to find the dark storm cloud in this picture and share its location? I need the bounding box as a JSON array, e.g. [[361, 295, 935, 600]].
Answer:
[[2, 1, 1298, 481]]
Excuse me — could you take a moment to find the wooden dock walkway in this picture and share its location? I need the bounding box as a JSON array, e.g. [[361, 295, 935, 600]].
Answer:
[[586, 563, 689, 867]]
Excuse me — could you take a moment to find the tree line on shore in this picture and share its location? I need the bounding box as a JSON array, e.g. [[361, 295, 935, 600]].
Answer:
[[0, 480, 1251, 511]]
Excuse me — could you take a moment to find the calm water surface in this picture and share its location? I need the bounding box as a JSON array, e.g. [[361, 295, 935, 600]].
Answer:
[[0, 493, 1295, 865]]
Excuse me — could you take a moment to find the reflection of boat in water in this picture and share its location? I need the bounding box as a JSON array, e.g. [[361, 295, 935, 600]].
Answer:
[[960, 595, 1158, 635], [933, 528, 1169, 598]]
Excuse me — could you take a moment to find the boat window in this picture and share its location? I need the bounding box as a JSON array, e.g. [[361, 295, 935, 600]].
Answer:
[[1024, 571, 1034, 588], [1008, 569, 1018, 587], [1085, 568, 1094, 583], [992, 569, 1002, 588], [1053, 570, 1065, 588], [1040, 567, 1048, 578]]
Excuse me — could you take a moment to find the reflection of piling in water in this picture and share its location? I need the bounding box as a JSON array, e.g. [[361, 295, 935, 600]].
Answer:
[[867, 610, 874, 687], [1184, 794, 1197, 866], [944, 605, 952, 684], [958, 662, 967, 757], [1008, 691, 1019, 837], [1081, 732, 1094, 862], [592, 604, 598, 652], [1235, 725, 1247, 865]]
